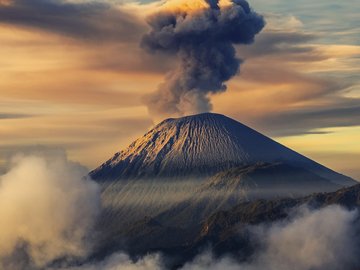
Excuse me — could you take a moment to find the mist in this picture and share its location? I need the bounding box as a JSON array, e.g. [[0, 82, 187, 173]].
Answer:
[[1, 155, 359, 270], [181, 205, 359, 270], [99, 177, 339, 231], [52, 205, 360, 270], [0, 154, 101, 269]]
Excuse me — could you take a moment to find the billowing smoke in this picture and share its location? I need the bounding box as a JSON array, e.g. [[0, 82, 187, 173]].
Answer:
[[0, 154, 101, 269], [141, 0, 265, 118]]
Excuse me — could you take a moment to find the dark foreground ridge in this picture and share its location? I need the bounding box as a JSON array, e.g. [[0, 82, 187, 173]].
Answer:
[[93, 184, 360, 269]]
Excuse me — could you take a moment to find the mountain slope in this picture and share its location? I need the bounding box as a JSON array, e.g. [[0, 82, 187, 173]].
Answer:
[[94, 184, 360, 267], [195, 184, 360, 256], [90, 113, 356, 186], [90, 113, 358, 266], [201, 162, 339, 192]]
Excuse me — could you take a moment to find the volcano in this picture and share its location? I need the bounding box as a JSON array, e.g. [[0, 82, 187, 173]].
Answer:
[[91, 113, 357, 261], [90, 113, 355, 187]]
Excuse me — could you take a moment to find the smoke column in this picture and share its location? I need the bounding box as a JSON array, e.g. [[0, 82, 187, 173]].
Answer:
[[141, 0, 265, 118]]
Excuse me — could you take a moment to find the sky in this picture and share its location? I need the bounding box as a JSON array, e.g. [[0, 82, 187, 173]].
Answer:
[[0, 0, 359, 179]]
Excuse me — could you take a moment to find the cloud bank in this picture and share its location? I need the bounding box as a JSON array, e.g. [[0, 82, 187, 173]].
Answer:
[[141, 0, 265, 118], [0, 153, 359, 270], [179, 206, 359, 270], [247, 205, 358, 270], [0, 154, 101, 269], [0, 0, 145, 42], [51, 205, 359, 270]]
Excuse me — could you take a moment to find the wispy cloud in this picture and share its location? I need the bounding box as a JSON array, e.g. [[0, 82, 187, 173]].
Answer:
[[0, 0, 359, 178], [0, 0, 146, 42], [214, 14, 360, 137], [0, 113, 32, 120]]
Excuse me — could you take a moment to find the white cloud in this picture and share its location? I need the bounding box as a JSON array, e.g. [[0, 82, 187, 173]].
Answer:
[[56, 253, 163, 270], [182, 205, 359, 270], [52, 205, 360, 270], [1, 153, 358, 270], [0, 154, 101, 269]]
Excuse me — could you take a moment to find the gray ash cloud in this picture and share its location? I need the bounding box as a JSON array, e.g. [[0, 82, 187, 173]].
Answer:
[[141, 0, 265, 118]]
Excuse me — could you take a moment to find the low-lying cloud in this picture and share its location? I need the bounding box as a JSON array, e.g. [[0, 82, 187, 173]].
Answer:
[[247, 205, 358, 270], [1, 154, 359, 270], [0, 153, 101, 269], [179, 205, 359, 270], [52, 205, 360, 270], [54, 253, 163, 270]]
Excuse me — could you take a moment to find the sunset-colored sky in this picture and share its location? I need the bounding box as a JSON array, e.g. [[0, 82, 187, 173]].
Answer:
[[0, 0, 359, 179]]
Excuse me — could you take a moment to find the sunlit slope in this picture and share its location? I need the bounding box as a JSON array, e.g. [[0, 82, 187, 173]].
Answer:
[[90, 113, 356, 186]]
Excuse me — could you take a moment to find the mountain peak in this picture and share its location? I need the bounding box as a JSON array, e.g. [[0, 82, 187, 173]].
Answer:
[[154, 113, 238, 133], [160, 112, 229, 122], [90, 113, 356, 186]]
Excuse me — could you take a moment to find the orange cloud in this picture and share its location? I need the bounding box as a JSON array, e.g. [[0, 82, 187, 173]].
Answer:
[[0, 0, 11, 6], [0, 4, 358, 180]]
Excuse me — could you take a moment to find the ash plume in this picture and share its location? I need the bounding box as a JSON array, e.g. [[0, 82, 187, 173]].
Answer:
[[141, 0, 265, 118]]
